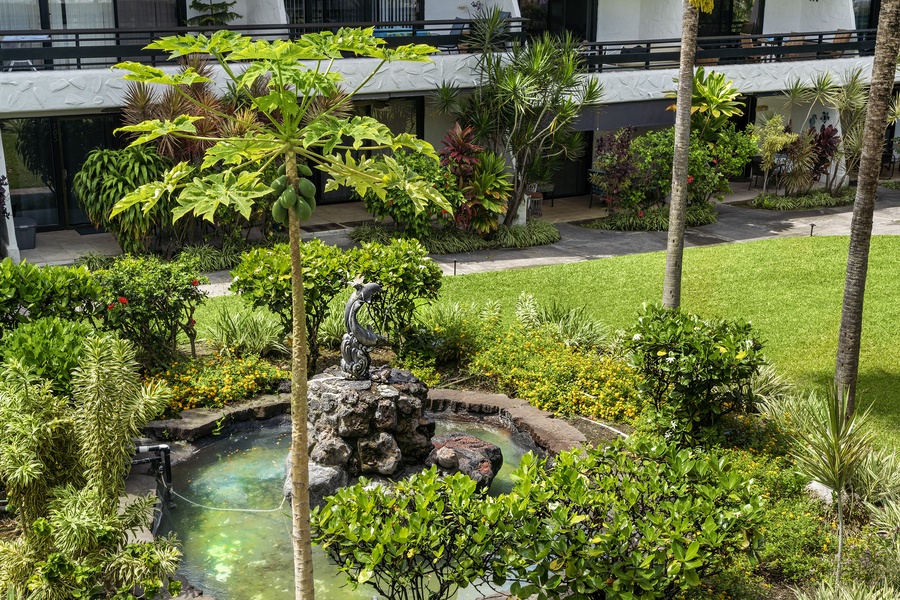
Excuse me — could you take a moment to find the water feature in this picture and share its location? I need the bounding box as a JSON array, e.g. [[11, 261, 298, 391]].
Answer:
[[163, 419, 529, 600]]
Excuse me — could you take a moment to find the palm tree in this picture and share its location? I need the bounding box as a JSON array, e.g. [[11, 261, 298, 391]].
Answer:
[[834, 0, 900, 415], [661, 0, 713, 308]]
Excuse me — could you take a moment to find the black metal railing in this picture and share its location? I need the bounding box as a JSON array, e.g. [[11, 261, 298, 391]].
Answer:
[[0, 19, 527, 71], [581, 28, 876, 73]]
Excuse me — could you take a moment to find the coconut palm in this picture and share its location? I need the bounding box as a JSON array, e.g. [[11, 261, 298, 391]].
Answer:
[[662, 0, 714, 308], [835, 0, 900, 415]]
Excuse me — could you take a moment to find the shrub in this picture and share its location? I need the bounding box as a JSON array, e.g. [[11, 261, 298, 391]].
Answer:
[[346, 239, 443, 354], [198, 302, 286, 358], [95, 255, 207, 368], [626, 305, 765, 443], [72, 146, 173, 254], [590, 127, 647, 212], [0, 259, 102, 336], [0, 317, 96, 394], [361, 150, 463, 238], [583, 201, 718, 232], [350, 220, 560, 253], [178, 241, 245, 273], [505, 440, 766, 599], [514, 292, 609, 351], [230, 239, 348, 373], [755, 496, 834, 584], [312, 468, 513, 600], [158, 353, 288, 416], [404, 301, 480, 367], [471, 324, 642, 423], [751, 188, 855, 210]]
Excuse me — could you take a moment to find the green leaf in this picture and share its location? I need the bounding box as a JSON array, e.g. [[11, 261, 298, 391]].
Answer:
[[114, 62, 211, 86], [200, 136, 282, 169], [144, 30, 247, 58], [110, 162, 193, 218], [115, 115, 204, 146], [173, 170, 270, 223]]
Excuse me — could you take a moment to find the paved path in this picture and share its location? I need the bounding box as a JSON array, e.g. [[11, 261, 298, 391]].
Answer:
[[199, 186, 900, 295]]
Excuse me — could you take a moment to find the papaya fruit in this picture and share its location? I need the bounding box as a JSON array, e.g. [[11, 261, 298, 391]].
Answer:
[[272, 175, 289, 197], [298, 163, 312, 177], [277, 163, 286, 177], [272, 200, 288, 225], [296, 177, 316, 201], [279, 188, 298, 209], [293, 197, 312, 221]]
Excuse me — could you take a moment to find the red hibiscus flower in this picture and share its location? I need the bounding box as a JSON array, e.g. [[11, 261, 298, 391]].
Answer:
[[191, 279, 199, 286], [687, 176, 694, 184], [118, 297, 128, 304]]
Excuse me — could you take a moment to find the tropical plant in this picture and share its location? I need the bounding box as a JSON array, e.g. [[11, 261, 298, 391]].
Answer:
[[466, 150, 511, 233], [762, 388, 876, 584], [360, 150, 461, 238], [0, 259, 102, 335], [0, 174, 9, 220], [834, 0, 900, 416], [590, 127, 644, 212], [751, 114, 798, 195], [0, 317, 95, 395], [667, 67, 744, 144], [313, 468, 514, 600], [505, 440, 765, 600], [112, 30, 449, 599], [199, 302, 287, 357], [186, 0, 241, 26], [95, 254, 208, 367], [514, 292, 609, 351], [434, 17, 603, 225], [73, 145, 174, 254], [626, 304, 765, 443], [0, 336, 181, 599], [230, 239, 348, 372]]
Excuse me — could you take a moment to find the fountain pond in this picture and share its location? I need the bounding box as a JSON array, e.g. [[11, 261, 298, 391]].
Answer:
[[162, 417, 531, 600]]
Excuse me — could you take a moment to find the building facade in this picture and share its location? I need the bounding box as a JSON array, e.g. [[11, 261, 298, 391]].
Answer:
[[0, 0, 896, 259]]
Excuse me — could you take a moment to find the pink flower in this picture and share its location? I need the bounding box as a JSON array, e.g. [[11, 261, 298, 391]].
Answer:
[[687, 176, 694, 184], [118, 297, 128, 304], [638, 211, 644, 217]]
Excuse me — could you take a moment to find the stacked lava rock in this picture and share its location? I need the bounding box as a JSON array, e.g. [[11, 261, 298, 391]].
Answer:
[[307, 366, 435, 477]]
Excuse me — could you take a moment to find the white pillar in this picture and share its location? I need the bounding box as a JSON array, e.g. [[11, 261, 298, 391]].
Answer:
[[0, 132, 21, 264]]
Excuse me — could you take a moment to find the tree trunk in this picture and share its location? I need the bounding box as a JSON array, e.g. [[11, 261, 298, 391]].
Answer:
[[286, 152, 316, 600], [834, 0, 900, 416], [661, 0, 699, 309]]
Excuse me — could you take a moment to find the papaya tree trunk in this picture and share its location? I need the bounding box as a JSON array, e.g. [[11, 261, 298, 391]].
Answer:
[[662, 0, 699, 309], [286, 152, 315, 600], [834, 0, 900, 416]]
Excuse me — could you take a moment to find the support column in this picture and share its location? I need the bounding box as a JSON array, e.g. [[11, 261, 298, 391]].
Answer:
[[0, 132, 22, 264]]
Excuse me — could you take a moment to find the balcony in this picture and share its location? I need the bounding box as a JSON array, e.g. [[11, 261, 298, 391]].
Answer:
[[0, 19, 526, 72], [0, 24, 877, 74]]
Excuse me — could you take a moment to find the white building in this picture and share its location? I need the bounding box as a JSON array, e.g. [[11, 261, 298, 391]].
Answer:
[[0, 0, 895, 259]]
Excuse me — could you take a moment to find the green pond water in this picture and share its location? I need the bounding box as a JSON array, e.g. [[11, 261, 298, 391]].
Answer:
[[163, 420, 528, 600]]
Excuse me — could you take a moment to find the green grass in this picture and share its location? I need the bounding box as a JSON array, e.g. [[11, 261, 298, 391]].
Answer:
[[440, 235, 900, 446]]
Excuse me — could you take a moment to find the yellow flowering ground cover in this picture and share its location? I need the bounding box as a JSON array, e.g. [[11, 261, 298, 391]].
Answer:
[[471, 325, 643, 423], [157, 353, 289, 417]]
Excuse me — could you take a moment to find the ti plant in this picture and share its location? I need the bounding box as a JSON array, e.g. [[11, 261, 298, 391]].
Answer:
[[110, 28, 451, 600]]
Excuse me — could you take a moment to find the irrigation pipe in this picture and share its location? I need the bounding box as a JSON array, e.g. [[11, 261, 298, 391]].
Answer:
[[574, 414, 629, 439], [171, 490, 288, 513]]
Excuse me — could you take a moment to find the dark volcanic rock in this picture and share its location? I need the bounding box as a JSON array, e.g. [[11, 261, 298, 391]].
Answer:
[[426, 432, 504, 490]]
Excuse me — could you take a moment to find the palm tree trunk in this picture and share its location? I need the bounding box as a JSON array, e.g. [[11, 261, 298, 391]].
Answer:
[[662, 0, 700, 309], [834, 0, 900, 416], [286, 152, 316, 600]]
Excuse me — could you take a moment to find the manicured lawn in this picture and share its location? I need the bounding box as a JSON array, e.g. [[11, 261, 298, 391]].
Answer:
[[440, 235, 900, 446]]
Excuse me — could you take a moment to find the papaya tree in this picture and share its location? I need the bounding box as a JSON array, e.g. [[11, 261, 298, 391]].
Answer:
[[110, 29, 451, 600]]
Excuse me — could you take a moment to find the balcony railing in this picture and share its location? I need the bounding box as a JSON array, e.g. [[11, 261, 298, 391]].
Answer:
[[0, 25, 876, 73], [581, 29, 876, 72], [0, 19, 527, 71]]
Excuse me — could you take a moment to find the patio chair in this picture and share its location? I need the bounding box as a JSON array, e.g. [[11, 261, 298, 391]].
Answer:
[[435, 18, 468, 53]]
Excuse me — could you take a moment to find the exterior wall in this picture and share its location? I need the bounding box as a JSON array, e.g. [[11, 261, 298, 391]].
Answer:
[[0, 140, 21, 263], [762, 0, 855, 34], [423, 0, 519, 24], [596, 0, 682, 42], [0, 54, 480, 119]]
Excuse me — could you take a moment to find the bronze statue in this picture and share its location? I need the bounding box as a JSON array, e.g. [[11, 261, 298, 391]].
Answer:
[[340, 280, 383, 380]]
